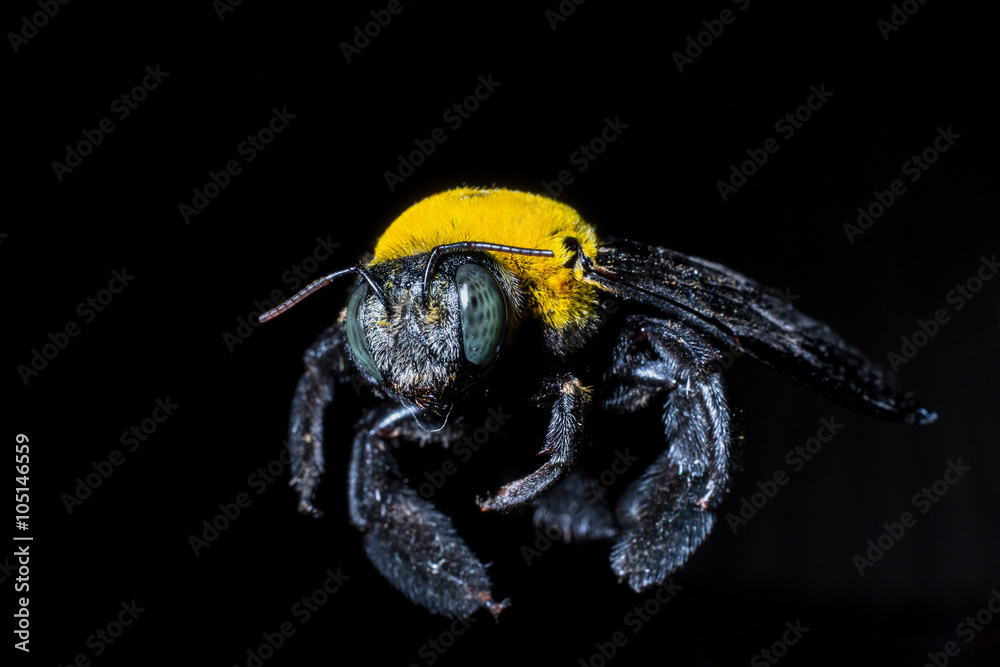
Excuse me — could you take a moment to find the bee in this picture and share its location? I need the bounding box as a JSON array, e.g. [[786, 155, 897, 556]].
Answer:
[[260, 187, 935, 619]]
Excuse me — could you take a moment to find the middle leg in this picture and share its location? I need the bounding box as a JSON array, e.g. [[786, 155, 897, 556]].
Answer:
[[476, 373, 589, 512]]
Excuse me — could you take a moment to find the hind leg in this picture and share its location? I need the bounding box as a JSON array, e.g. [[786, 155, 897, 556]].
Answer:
[[603, 315, 733, 591]]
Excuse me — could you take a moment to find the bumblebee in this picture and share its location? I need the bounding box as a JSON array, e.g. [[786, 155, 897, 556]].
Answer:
[[261, 187, 935, 619]]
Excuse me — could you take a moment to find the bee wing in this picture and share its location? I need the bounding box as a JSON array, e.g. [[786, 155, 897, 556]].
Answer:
[[587, 239, 936, 424]]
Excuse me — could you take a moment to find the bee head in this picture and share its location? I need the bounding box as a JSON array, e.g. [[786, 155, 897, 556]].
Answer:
[[344, 251, 513, 417], [259, 240, 551, 425]]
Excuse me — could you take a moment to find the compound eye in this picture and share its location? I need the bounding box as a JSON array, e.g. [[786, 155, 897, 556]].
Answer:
[[345, 284, 383, 383], [456, 264, 507, 366]]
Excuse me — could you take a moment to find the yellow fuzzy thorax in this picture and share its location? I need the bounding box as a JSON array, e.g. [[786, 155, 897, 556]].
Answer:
[[371, 188, 602, 332]]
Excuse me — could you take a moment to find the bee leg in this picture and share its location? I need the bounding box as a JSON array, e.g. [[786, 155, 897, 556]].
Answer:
[[477, 374, 588, 512], [604, 315, 732, 592], [531, 470, 618, 542], [349, 403, 510, 619], [289, 323, 350, 517]]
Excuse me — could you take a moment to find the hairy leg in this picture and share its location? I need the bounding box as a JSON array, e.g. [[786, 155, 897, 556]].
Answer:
[[477, 374, 589, 512], [349, 404, 510, 619], [288, 323, 350, 516], [603, 315, 732, 591]]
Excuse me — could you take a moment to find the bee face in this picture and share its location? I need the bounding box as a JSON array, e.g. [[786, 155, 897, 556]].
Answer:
[[344, 252, 511, 414]]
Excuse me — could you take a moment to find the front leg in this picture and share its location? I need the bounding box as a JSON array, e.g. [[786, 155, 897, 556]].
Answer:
[[349, 403, 510, 619], [477, 374, 589, 512], [289, 323, 350, 516]]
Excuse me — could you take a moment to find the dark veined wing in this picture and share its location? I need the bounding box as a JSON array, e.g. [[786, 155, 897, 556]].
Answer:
[[585, 239, 936, 424]]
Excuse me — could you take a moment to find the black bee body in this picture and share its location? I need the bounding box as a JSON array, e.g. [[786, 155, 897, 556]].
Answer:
[[262, 188, 934, 619]]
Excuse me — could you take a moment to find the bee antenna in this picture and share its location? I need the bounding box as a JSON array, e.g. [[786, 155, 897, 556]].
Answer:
[[421, 241, 555, 307], [258, 263, 388, 323]]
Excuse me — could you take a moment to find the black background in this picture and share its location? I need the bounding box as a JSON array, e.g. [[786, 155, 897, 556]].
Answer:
[[7, 1, 1000, 665]]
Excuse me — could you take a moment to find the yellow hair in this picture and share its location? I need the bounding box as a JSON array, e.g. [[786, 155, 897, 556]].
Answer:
[[372, 188, 601, 333]]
